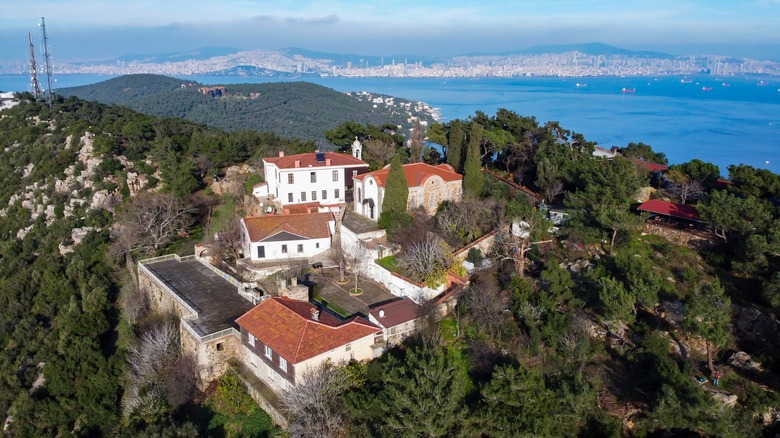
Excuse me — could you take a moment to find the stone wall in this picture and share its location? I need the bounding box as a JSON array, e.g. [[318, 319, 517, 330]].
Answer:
[[642, 223, 714, 249], [453, 230, 497, 262]]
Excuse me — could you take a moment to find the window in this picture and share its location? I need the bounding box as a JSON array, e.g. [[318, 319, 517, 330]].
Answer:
[[216, 342, 224, 351], [301, 192, 306, 202], [297, 244, 303, 253], [279, 357, 288, 372], [288, 174, 294, 184], [312, 191, 317, 201], [287, 193, 293, 203], [358, 188, 362, 202], [345, 343, 352, 351], [282, 244, 288, 254], [264, 345, 272, 359], [316, 242, 320, 249], [310, 171, 316, 183], [335, 189, 340, 199], [248, 333, 256, 347], [322, 190, 327, 200], [332, 170, 338, 181], [352, 170, 358, 177], [257, 246, 265, 259]]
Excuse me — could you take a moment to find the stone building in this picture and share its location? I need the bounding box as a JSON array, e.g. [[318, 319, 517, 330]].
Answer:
[[352, 162, 463, 220]]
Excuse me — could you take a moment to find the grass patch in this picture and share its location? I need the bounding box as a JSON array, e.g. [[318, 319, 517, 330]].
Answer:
[[313, 294, 352, 318], [376, 255, 399, 272]]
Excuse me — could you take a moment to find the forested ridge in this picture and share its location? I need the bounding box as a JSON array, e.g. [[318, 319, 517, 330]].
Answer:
[[58, 74, 435, 143], [0, 92, 778, 436]]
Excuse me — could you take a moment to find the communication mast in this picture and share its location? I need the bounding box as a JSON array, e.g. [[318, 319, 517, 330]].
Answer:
[[39, 17, 54, 107], [28, 32, 43, 100]]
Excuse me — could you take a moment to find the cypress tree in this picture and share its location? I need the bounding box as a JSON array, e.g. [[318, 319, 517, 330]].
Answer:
[[447, 120, 464, 172], [463, 122, 484, 197], [382, 154, 409, 216]]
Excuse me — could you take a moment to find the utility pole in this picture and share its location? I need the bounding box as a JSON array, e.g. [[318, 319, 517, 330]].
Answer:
[[40, 17, 54, 107], [28, 32, 43, 100]]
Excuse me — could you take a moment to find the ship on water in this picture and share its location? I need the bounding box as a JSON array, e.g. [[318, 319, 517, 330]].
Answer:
[[680, 78, 693, 83], [621, 87, 636, 93], [576, 83, 588, 87], [702, 86, 712, 91]]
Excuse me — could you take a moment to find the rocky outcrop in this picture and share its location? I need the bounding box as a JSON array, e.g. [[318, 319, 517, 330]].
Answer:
[[732, 305, 779, 345], [727, 351, 763, 375]]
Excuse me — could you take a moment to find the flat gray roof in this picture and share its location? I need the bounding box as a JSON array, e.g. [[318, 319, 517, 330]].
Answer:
[[144, 258, 255, 336]]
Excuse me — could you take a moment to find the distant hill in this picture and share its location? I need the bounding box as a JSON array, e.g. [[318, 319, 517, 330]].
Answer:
[[462, 42, 673, 59], [58, 74, 436, 142]]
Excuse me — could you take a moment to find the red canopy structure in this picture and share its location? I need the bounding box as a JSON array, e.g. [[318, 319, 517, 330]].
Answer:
[[638, 199, 701, 222]]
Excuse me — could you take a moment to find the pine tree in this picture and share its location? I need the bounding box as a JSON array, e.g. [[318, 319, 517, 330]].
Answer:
[[381, 154, 408, 216], [447, 120, 464, 172], [463, 121, 484, 198]]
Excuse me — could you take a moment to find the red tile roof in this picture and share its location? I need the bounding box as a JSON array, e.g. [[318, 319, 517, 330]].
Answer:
[[354, 162, 463, 188], [243, 212, 333, 242], [630, 158, 668, 173], [264, 152, 367, 169], [638, 199, 701, 221], [236, 297, 381, 364], [368, 299, 422, 328]]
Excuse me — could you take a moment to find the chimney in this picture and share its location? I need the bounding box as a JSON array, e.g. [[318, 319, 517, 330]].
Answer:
[[278, 151, 285, 157], [290, 277, 297, 286], [314, 149, 320, 153], [295, 160, 301, 168], [310, 308, 320, 321], [277, 278, 286, 292], [325, 158, 331, 166]]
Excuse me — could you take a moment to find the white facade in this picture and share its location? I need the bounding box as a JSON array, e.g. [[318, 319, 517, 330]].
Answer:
[[261, 151, 368, 206], [240, 215, 334, 263]]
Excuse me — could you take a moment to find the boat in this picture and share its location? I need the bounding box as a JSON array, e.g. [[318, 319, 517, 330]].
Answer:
[[680, 78, 693, 83], [722, 82, 731, 87], [757, 80, 769, 86], [621, 88, 636, 93], [576, 83, 588, 87], [702, 86, 712, 91]]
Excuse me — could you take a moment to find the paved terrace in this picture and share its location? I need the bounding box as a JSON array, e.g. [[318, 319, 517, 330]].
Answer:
[[144, 258, 255, 336], [310, 270, 397, 318]]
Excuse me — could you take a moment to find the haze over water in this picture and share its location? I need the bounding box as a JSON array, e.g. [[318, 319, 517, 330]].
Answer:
[[2, 74, 778, 174]]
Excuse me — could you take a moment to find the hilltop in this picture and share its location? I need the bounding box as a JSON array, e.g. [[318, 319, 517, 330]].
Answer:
[[58, 74, 438, 142]]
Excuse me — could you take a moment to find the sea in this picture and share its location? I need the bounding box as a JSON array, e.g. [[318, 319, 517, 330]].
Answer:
[[1, 73, 778, 174]]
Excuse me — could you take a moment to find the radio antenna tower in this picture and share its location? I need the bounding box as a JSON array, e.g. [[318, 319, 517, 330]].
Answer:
[[39, 17, 54, 107], [28, 32, 43, 100]]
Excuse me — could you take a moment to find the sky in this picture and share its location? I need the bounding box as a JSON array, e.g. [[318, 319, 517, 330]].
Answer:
[[1, 0, 779, 63]]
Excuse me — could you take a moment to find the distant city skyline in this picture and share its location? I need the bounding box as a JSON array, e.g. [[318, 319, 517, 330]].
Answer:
[[1, 0, 779, 63]]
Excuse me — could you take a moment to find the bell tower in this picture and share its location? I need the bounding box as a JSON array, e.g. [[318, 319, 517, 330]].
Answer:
[[351, 137, 362, 160]]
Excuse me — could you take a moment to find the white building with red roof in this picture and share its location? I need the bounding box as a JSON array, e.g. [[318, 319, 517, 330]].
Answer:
[[240, 212, 335, 262], [258, 149, 368, 206], [352, 162, 463, 220], [236, 297, 382, 393]]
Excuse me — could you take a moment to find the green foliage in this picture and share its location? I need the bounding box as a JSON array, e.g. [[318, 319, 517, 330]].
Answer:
[[618, 141, 668, 165], [426, 122, 447, 146], [381, 154, 409, 216], [668, 158, 721, 188], [446, 120, 465, 172], [61, 76, 433, 143], [727, 164, 780, 199], [244, 173, 263, 195], [209, 369, 278, 438], [463, 122, 484, 197], [683, 280, 731, 351], [466, 247, 484, 266], [598, 276, 636, 325], [477, 365, 583, 437]]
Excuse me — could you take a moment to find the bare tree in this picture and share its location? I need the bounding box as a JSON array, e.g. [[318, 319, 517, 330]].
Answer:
[[344, 241, 372, 293], [124, 319, 198, 416], [111, 192, 195, 283], [461, 275, 512, 340], [363, 138, 397, 169], [435, 198, 501, 247], [279, 361, 350, 438], [329, 246, 347, 283], [212, 211, 243, 265], [491, 206, 553, 277], [397, 234, 453, 285], [666, 170, 704, 204]]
